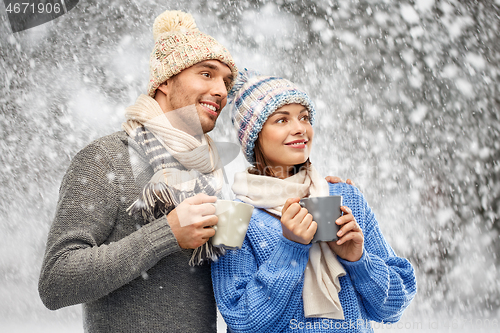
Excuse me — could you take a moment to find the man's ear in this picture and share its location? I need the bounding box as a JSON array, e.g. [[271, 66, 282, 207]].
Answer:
[[156, 82, 168, 95]]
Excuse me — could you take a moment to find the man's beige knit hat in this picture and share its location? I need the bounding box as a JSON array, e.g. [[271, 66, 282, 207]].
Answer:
[[147, 10, 238, 97]]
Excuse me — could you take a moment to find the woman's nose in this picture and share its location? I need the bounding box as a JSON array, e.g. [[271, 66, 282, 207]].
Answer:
[[291, 119, 306, 134]]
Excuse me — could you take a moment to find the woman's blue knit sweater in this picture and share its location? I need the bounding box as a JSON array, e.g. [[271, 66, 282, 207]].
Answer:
[[212, 182, 416, 332]]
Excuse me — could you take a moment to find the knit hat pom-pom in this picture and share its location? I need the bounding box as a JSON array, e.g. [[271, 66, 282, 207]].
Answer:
[[153, 10, 198, 40], [229, 69, 262, 100]]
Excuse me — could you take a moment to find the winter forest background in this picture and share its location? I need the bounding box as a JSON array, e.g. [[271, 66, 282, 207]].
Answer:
[[1, 0, 499, 331]]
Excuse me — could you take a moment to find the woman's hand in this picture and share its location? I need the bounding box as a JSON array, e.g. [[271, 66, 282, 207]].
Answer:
[[327, 206, 364, 262], [325, 176, 356, 187], [281, 198, 317, 245]]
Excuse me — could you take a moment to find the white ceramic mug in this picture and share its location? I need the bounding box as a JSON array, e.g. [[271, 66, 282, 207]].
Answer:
[[210, 200, 254, 249]]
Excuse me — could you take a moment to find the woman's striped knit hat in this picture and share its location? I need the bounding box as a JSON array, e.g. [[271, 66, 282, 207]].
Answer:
[[228, 69, 316, 163], [147, 10, 238, 97]]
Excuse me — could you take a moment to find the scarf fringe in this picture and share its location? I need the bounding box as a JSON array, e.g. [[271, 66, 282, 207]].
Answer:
[[127, 182, 177, 220], [188, 242, 226, 266], [127, 180, 227, 265]]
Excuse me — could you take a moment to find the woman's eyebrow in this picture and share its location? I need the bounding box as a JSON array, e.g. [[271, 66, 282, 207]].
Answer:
[[270, 111, 290, 116], [270, 108, 308, 117]]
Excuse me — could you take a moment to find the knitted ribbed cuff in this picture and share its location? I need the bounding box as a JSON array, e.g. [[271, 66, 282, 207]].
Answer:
[[270, 235, 312, 268], [279, 234, 313, 253], [142, 216, 181, 260], [337, 250, 374, 283]]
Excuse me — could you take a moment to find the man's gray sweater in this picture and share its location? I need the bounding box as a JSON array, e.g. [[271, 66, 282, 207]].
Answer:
[[38, 131, 217, 332]]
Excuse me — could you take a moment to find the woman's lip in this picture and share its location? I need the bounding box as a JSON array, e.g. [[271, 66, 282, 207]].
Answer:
[[285, 140, 308, 145], [285, 141, 308, 148]]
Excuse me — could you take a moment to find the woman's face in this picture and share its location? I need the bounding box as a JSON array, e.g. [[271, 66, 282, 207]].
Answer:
[[257, 103, 314, 179]]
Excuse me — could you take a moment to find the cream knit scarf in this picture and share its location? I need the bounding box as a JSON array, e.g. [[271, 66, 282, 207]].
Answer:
[[232, 165, 346, 319], [122, 94, 225, 265]]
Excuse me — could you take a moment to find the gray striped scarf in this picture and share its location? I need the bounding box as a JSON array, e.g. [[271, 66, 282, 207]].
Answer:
[[122, 94, 226, 265]]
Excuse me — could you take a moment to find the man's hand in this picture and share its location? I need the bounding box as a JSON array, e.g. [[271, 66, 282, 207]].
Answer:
[[325, 176, 356, 187], [327, 206, 364, 262], [166, 193, 218, 249], [281, 198, 317, 245]]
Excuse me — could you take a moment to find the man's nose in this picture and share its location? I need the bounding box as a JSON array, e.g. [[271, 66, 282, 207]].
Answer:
[[211, 77, 228, 100]]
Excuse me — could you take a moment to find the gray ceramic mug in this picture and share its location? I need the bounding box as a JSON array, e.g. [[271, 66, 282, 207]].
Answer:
[[300, 195, 343, 243]]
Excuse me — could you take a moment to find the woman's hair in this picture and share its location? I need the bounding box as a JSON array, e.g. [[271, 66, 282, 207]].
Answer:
[[249, 137, 310, 177]]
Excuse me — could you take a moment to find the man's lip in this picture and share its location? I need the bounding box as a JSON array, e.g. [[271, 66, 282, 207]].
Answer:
[[200, 100, 220, 110], [199, 102, 219, 117]]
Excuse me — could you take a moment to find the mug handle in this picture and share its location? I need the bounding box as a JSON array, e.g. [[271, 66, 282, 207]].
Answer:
[[209, 202, 217, 231]]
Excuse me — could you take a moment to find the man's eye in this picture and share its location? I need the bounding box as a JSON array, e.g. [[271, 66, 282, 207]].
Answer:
[[202, 73, 211, 78]]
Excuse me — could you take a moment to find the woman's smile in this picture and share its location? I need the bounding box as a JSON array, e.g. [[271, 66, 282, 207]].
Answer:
[[284, 139, 308, 149]]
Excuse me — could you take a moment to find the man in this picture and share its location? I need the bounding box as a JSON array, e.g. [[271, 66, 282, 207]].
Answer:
[[39, 10, 237, 332]]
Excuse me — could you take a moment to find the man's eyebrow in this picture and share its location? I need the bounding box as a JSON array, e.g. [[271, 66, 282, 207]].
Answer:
[[194, 62, 231, 74], [195, 62, 219, 71], [194, 62, 233, 83]]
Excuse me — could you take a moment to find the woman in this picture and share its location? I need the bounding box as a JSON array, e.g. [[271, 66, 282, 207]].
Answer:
[[211, 71, 417, 332]]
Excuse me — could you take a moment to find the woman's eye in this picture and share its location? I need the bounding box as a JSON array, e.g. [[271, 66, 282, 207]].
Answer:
[[276, 118, 286, 124]]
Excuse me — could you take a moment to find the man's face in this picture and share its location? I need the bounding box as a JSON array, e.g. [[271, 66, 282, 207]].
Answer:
[[159, 60, 233, 134]]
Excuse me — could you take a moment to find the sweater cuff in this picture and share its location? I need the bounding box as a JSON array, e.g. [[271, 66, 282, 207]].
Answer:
[[142, 216, 181, 260], [279, 234, 312, 253], [337, 250, 374, 283], [268, 234, 311, 268]]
